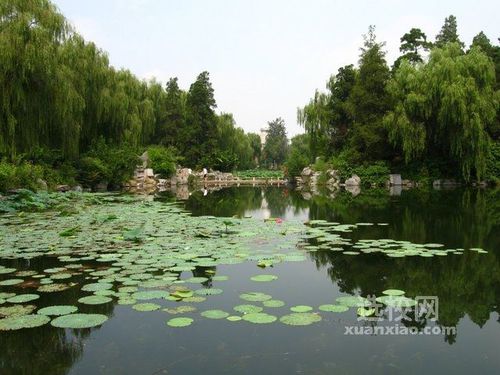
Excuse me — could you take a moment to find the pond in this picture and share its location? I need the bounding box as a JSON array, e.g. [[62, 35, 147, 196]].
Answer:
[[0, 187, 499, 375]]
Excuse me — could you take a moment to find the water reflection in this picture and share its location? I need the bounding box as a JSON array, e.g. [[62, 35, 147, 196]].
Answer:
[[180, 186, 500, 344]]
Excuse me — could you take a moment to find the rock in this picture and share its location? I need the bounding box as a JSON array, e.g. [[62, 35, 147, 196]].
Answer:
[[345, 184, 361, 196], [144, 168, 155, 178], [71, 185, 83, 192], [345, 174, 361, 186], [143, 177, 156, 186], [389, 174, 402, 186], [301, 167, 313, 178], [139, 151, 149, 168], [389, 185, 402, 196], [56, 185, 70, 192], [175, 168, 192, 185], [36, 178, 48, 192]]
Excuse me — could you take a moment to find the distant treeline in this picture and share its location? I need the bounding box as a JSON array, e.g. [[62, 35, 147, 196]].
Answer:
[[293, 17, 499, 182], [0, 0, 277, 176]]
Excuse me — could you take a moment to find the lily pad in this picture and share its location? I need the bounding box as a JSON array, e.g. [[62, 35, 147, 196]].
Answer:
[[242, 312, 277, 324], [78, 295, 112, 305], [194, 288, 223, 296], [239, 292, 272, 302], [51, 313, 108, 328], [250, 274, 278, 282], [233, 304, 263, 314], [37, 305, 78, 316], [0, 314, 50, 331], [318, 304, 349, 313], [263, 299, 285, 308], [200, 309, 229, 319], [357, 307, 376, 317], [6, 294, 40, 304], [382, 289, 405, 296], [132, 303, 161, 312], [290, 305, 313, 313], [280, 313, 322, 326], [0, 305, 36, 318], [167, 317, 193, 327]]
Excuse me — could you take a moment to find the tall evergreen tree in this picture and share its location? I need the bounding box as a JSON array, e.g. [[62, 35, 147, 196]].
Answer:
[[393, 28, 430, 70], [262, 118, 288, 167], [435, 15, 464, 49]]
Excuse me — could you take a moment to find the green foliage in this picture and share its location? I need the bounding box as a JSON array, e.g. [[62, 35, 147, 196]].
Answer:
[[393, 28, 430, 70], [78, 140, 138, 188], [147, 146, 178, 177], [353, 161, 390, 186], [385, 44, 496, 181], [201, 150, 238, 172], [262, 118, 288, 167], [435, 15, 464, 49], [0, 160, 44, 192], [286, 134, 312, 177], [485, 141, 500, 183], [235, 169, 284, 179]]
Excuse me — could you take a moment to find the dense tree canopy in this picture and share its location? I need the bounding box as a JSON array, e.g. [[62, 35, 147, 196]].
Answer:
[[384, 44, 497, 180], [296, 17, 499, 182], [262, 118, 288, 167], [0, 0, 260, 175]]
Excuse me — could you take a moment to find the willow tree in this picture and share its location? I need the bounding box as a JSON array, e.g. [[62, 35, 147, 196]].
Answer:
[[0, 0, 76, 158], [297, 90, 330, 159], [385, 43, 497, 180]]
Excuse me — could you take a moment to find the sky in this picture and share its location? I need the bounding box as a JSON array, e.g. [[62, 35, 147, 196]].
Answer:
[[52, 0, 499, 137]]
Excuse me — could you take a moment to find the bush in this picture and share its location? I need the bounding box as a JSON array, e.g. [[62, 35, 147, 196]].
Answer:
[[147, 146, 179, 177], [80, 139, 139, 188], [485, 141, 500, 184], [200, 150, 238, 172], [0, 159, 44, 192], [353, 161, 390, 186], [286, 134, 311, 177]]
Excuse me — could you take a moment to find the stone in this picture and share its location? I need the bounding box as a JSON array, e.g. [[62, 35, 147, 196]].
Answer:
[[71, 185, 83, 192], [144, 168, 155, 178], [56, 185, 70, 192], [345, 184, 361, 196], [301, 167, 313, 177], [139, 151, 149, 168], [175, 168, 192, 185], [389, 174, 402, 186], [345, 175, 361, 186]]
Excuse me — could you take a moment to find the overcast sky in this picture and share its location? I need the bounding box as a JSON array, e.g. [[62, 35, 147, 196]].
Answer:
[[52, 0, 499, 137]]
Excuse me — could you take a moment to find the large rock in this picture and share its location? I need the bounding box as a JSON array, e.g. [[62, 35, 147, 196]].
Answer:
[[139, 151, 149, 168], [389, 174, 402, 186], [345, 174, 361, 186], [175, 168, 192, 185], [144, 168, 155, 178], [301, 167, 313, 178]]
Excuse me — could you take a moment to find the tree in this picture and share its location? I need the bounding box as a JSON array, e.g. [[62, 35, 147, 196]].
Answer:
[[262, 118, 288, 167], [247, 133, 262, 165], [297, 90, 330, 159], [435, 15, 464, 49], [384, 44, 496, 180], [183, 71, 218, 166], [286, 134, 312, 177], [347, 25, 392, 161], [393, 28, 430, 70]]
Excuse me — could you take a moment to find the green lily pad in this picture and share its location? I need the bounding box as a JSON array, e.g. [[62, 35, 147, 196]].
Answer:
[[280, 313, 322, 326], [227, 315, 242, 321], [37, 305, 78, 316], [37, 283, 74, 293], [250, 274, 278, 282], [51, 313, 108, 328], [290, 305, 313, 313], [78, 295, 112, 305], [81, 283, 113, 292], [0, 279, 23, 286], [6, 294, 40, 303], [194, 288, 223, 296], [233, 304, 263, 314], [200, 309, 229, 319], [167, 317, 193, 327], [132, 290, 170, 300], [0, 314, 50, 331], [239, 292, 272, 302], [318, 304, 349, 313], [0, 305, 36, 318], [242, 312, 277, 324], [263, 299, 285, 308], [357, 307, 376, 317], [382, 289, 405, 296], [132, 303, 161, 312]]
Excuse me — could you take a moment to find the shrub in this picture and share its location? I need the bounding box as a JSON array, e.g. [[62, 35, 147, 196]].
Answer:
[[0, 159, 44, 192], [353, 161, 390, 186], [485, 141, 500, 184], [80, 139, 139, 187], [147, 146, 179, 177]]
